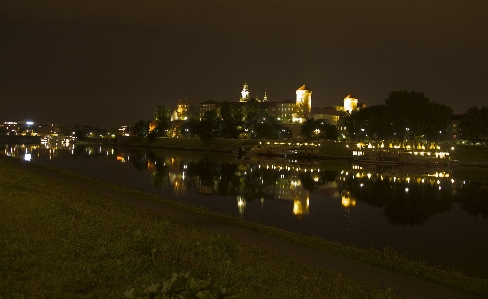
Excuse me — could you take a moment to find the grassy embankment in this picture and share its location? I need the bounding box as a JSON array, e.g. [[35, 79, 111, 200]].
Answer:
[[449, 144, 488, 182], [119, 137, 351, 156], [1, 156, 488, 298], [0, 156, 396, 299], [450, 144, 488, 163]]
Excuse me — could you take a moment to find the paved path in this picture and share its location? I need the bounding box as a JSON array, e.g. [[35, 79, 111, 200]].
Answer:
[[16, 157, 485, 299]]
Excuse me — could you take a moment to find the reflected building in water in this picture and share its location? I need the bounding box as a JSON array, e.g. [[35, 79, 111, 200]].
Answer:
[[237, 195, 246, 216], [1, 142, 87, 161], [168, 158, 188, 196], [145, 156, 188, 196], [266, 173, 310, 219], [341, 190, 356, 209]]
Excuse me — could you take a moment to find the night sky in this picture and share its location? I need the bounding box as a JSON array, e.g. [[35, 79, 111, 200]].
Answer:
[[1, 0, 487, 129]]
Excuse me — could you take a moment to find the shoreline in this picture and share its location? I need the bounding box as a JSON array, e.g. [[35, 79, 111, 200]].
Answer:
[[2, 136, 488, 167], [115, 138, 488, 167]]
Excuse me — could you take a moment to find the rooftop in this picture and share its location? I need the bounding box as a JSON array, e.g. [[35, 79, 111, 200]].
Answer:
[[297, 85, 311, 91]]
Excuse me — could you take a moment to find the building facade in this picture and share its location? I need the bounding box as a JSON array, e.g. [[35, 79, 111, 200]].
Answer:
[[171, 99, 192, 121], [311, 107, 341, 125]]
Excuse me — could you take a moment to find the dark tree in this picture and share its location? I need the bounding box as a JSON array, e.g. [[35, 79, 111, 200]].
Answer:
[[423, 102, 453, 143], [181, 104, 202, 138], [341, 91, 453, 146], [133, 120, 150, 137], [459, 106, 488, 143], [74, 129, 86, 140], [242, 99, 264, 137], [323, 123, 339, 141], [300, 118, 338, 141], [383, 90, 452, 146], [345, 104, 406, 143], [199, 110, 221, 143], [181, 118, 200, 138], [300, 118, 317, 140], [384, 91, 430, 146], [220, 101, 233, 121], [153, 105, 172, 137], [255, 117, 282, 140], [279, 126, 293, 140], [219, 101, 242, 138]]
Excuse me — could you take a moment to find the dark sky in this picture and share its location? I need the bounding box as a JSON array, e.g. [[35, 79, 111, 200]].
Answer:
[[1, 0, 487, 129]]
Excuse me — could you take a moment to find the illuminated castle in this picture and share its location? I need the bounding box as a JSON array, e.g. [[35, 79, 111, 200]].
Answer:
[[240, 83, 313, 123]]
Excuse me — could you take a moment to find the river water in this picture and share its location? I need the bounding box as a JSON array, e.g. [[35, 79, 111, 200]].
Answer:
[[2, 142, 488, 278]]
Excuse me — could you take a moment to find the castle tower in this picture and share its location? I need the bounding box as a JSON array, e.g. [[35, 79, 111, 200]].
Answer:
[[240, 82, 250, 102], [293, 85, 312, 123], [343, 94, 358, 113]]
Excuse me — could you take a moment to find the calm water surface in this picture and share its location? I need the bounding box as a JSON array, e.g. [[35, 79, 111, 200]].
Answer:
[[3, 142, 488, 278]]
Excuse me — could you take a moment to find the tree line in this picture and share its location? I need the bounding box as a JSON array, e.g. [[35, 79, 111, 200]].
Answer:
[[344, 90, 487, 145], [344, 91, 453, 147]]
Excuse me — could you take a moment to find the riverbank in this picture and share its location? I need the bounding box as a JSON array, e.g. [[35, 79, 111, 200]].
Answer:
[[117, 137, 488, 166], [0, 135, 40, 144], [1, 155, 487, 298], [118, 137, 352, 158]]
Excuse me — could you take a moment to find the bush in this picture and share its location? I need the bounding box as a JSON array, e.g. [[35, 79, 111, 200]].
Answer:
[[125, 272, 237, 299]]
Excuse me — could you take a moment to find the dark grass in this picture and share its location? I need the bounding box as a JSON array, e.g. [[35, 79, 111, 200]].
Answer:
[[120, 137, 260, 153], [0, 157, 398, 299], [119, 137, 352, 156], [451, 144, 488, 164]]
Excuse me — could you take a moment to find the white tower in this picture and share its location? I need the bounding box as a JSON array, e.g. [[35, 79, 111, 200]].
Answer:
[[293, 85, 312, 123], [343, 94, 358, 113], [240, 82, 250, 102]]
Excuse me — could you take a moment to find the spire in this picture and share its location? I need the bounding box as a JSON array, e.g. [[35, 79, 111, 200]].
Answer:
[[263, 90, 268, 102]]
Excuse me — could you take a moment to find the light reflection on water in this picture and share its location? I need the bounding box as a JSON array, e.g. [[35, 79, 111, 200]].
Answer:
[[2, 142, 488, 278]]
